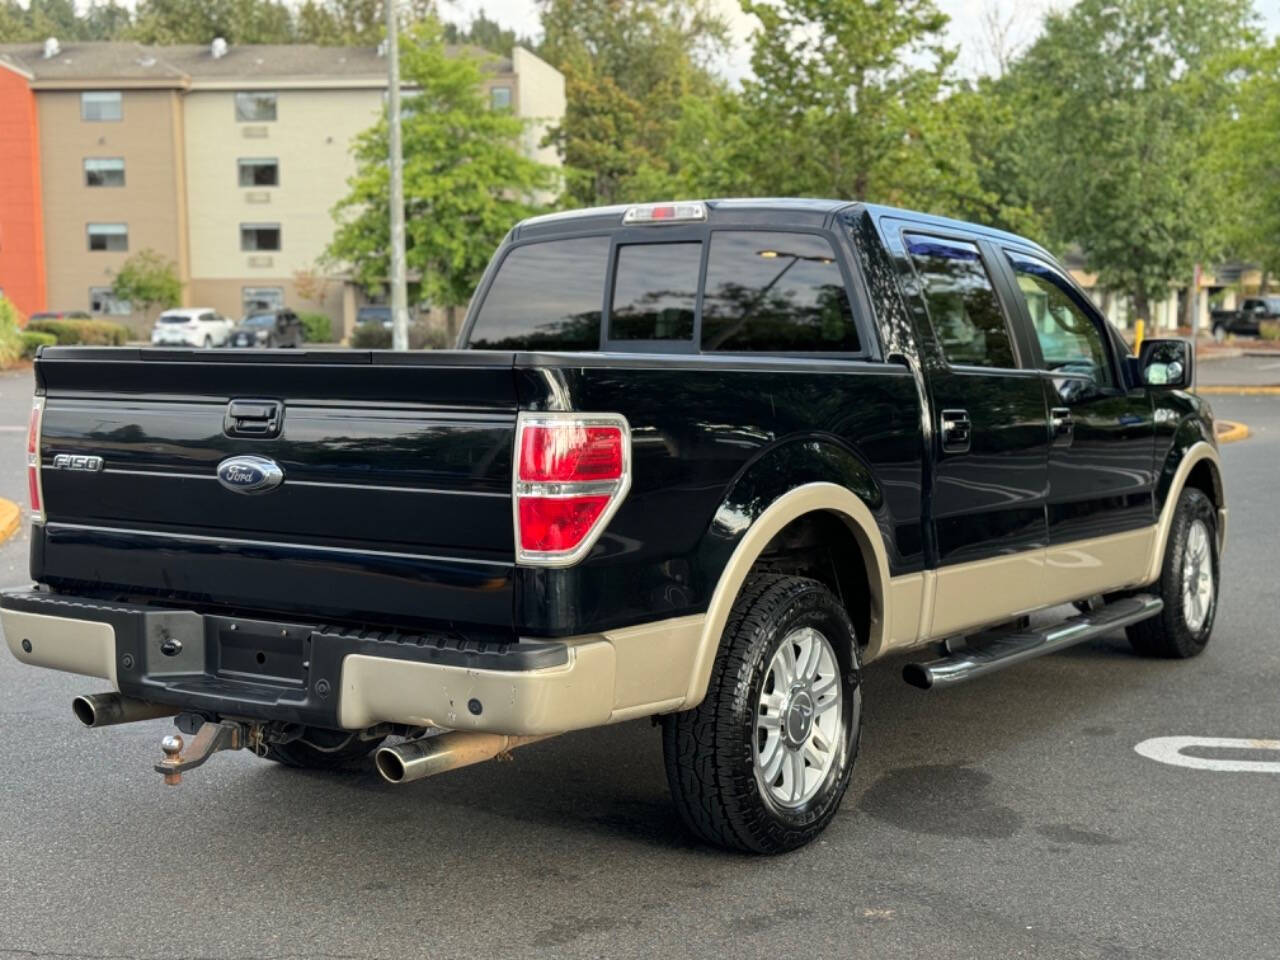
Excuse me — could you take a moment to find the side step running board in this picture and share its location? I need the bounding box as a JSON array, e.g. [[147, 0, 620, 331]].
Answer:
[[903, 594, 1163, 690]]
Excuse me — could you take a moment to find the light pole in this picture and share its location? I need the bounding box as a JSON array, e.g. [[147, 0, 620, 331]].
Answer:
[[386, 0, 410, 351]]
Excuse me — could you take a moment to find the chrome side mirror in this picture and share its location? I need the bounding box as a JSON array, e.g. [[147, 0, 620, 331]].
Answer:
[[1139, 339, 1192, 389]]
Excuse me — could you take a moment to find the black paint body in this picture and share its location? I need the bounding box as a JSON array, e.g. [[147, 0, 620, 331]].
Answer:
[[27, 201, 1214, 652]]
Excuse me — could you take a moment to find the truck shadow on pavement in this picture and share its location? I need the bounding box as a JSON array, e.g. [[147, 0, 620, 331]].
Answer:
[[224, 627, 1160, 860]]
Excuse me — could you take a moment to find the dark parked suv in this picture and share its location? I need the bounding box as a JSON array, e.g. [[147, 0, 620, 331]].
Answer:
[[228, 308, 304, 349], [4, 199, 1225, 853]]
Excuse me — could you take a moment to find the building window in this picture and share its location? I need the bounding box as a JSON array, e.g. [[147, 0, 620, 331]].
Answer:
[[90, 286, 132, 315], [84, 157, 125, 187], [490, 86, 512, 109], [87, 223, 128, 252], [237, 158, 279, 187], [243, 287, 284, 314], [235, 92, 277, 122], [81, 91, 122, 121], [240, 223, 281, 252]]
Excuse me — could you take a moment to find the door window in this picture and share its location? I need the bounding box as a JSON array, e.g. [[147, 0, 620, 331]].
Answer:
[[701, 231, 858, 352], [1006, 253, 1113, 387], [905, 235, 1016, 369]]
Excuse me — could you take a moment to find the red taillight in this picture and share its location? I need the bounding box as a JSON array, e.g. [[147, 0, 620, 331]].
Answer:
[[517, 496, 610, 553], [514, 414, 630, 566], [519, 424, 624, 482], [27, 398, 44, 520]]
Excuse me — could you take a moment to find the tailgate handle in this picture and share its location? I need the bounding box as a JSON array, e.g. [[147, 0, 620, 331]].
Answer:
[[225, 399, 282, 438]]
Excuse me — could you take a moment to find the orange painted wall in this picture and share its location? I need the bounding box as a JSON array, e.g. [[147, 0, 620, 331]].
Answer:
[[0, 65, 46, 318]]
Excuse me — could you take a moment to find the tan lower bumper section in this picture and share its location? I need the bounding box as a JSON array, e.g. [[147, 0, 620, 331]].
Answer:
[[2, 607, 118, 687], [338, 614, 705, 735]]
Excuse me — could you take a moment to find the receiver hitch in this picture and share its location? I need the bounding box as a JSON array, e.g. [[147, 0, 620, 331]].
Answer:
[[155, 719, 253, 786]]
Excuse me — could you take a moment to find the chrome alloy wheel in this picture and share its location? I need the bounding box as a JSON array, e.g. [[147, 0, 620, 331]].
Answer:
[[1182, 518, 1214, 632], [754, 626, 843, 808]]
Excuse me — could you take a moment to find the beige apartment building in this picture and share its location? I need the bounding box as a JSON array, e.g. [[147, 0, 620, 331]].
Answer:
[[0, 40, 564, 337]]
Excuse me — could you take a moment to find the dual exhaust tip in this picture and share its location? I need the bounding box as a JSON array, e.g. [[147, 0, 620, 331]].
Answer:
[[72, 693, 548, 784], [73, 693, 178, 728]]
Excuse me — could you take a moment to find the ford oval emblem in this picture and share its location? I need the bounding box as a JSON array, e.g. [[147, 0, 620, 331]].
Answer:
[[216, 455, 284, 494]]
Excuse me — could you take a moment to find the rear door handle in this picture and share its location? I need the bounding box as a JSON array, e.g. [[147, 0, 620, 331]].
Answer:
[[1050, 407, 1073, 447], [940, 409, 971, 454]]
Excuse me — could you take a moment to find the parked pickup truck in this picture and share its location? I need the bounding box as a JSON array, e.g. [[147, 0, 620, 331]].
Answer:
[[4, 199, 1225, 853], [1211, 295, 1280, 339]]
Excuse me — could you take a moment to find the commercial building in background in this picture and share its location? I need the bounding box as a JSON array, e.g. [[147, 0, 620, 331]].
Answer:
[[0, 40, 564, 338]]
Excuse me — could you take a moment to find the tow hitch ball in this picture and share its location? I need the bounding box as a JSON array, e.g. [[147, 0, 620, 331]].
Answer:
[[155, 719, 254, 786]]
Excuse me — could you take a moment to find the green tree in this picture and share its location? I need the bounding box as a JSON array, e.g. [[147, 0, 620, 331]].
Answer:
[[294, 0, 435, 45], [325, 17, 558, 329], [676, 0, 988, 218], [130, 0, 294, 44], [443, 9, 536, 56], [1210, 39, 1280, 290], [1013, 0, 1259, 319], [537, 0, 729, 206], [111, 249, 181, 323]]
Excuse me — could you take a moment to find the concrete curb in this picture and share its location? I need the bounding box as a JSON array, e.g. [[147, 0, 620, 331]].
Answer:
[[0, 498, 19, 544], [1215, 421, 1251, 445], [1197, 385, 1280, 395]]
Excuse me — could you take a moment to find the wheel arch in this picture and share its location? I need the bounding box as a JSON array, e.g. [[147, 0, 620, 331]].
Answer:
[[1144, 440, 1226, 585], [682, 481, 893, 710]]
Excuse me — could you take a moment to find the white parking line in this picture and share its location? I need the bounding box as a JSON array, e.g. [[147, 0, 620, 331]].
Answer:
[[1259, 361, 1280, 371], [1135, 736, 1280, 773]]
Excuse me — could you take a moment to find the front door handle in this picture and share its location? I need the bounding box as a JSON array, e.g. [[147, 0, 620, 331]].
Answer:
[[940, 409, 971, 454], [1050, 407, 1073, 447]]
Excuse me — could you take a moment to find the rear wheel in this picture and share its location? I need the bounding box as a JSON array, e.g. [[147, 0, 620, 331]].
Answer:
[[1127, 487, 1219, 658], [662, 574, 862, 854], [265, 728, 384, 771]]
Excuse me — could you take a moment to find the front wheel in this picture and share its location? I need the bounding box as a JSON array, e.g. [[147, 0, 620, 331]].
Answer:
[[662, 574, 862, 854], [1127, 487, 1219, 658]]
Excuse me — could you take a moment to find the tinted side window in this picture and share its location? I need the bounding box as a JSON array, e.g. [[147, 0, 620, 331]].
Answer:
[[608, 242, 700, 341], [906, 235, 1016, 369], [701, 231, 858, 352], [469, 237, 607, 350], [1006, 253, 1113, 387]]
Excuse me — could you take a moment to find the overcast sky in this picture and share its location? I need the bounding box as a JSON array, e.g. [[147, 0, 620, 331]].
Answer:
[[442, 0, 1280, 81]]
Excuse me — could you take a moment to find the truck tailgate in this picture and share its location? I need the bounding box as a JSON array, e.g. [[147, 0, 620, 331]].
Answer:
[[33, 348, 519, 631]]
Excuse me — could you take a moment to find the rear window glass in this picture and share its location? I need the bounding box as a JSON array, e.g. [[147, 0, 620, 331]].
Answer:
[[701, 231, 858, 352], [469, 237, 607, 350], [608, 242, 700, 341]]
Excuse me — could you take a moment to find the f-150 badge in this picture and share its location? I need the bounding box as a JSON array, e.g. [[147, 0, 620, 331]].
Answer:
[[216, 455, 283, 494]]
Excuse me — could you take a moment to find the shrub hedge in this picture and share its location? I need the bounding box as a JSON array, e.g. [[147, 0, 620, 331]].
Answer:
[[20, 331, 57, 357], [299, 312, 333, 342], [27, 317, 129, 346], [349, 322, 448, 350]]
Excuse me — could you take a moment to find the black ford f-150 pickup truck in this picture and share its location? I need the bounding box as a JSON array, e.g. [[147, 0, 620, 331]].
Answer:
[[4, 199, 1225, 853]]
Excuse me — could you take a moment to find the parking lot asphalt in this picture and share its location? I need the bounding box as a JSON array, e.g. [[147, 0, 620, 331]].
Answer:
[[0, 366, 1276, 960]]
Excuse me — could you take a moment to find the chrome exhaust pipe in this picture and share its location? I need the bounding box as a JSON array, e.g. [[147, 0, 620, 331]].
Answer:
[[73, 693, 179, 728], [375, 732, 551, 784]]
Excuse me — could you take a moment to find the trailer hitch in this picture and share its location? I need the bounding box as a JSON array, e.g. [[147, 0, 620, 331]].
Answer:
[[155, 719, 254, 786]]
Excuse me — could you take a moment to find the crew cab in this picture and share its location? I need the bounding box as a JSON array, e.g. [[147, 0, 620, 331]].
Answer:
[[4, 200, 1225, 853]]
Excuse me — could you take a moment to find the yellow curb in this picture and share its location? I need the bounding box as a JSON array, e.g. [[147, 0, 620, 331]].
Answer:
[[1215, 421, 1250, 445], [1197, 385, 1280, 395], [0, 498, 19, 544]]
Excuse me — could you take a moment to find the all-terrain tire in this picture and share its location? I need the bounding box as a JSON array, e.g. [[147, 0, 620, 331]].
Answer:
[[662, 574, 862, 854], [1127, 487, 1219, 658], [265, 728, 384, 770]]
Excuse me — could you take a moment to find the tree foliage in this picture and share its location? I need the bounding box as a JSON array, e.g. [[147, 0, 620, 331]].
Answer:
[[1209, 39, 1280, 288], [325, 17, 559, 310], [536, 0, 730, 206], [442, 9, 537, 56], [111, 249, 181, 322], [1010, 0, 1259, 316]]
